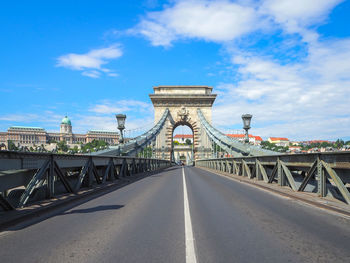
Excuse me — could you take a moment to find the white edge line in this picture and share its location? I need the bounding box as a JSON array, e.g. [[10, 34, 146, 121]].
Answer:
[[182, 167, 197, 263]]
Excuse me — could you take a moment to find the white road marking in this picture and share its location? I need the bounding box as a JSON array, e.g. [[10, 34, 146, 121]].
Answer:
[[182, 167, 197, 263]]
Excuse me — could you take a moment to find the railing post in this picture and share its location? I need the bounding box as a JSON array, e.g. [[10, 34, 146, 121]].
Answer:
[[88, 156, 94, 186], [47, 154, 55, 198], [238, 161, 242, 176], [255, 158, 261, 180], [242, 160, 246, 177], [277, 157, 286, 186], [317, 156, 326, 197]]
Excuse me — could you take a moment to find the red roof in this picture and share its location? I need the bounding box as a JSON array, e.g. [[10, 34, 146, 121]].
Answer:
[[269, 137, 289, 141], [226, 134, 262, 141], [174, 134, 193, 138]]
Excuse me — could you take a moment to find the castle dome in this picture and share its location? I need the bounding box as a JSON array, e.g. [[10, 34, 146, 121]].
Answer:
[[61, 116, 72, 126]]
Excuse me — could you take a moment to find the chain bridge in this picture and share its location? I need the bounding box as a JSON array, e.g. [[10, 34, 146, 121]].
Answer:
[[94, 86, 275, 160], [1, 86, 350, 262]]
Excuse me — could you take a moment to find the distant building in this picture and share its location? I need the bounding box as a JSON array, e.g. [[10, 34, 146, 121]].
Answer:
[[0, 132, 7, 146], [172, 133, 263, 145], [173, 134, 193, 144], [288, 145, 302, 153], [301, 140, 331, 145], [226, 134, 263, 145], [86, 130, 120, 144], [0, 116, 119, 148], [4, 126, 47, 145], [268, 137, 290, 147]]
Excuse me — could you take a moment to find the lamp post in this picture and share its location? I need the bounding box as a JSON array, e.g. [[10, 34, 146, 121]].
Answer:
[[241, 114, 252, 144], [116, 114, 126, 144]]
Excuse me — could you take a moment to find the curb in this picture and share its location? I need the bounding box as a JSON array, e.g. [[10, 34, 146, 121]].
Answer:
[[197, 166, 350, 218]]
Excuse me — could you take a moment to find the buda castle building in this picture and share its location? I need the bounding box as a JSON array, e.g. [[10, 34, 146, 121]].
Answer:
[[0, 116, 119, 147]]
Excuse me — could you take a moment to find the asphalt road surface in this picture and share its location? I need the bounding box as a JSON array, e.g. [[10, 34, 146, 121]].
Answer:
[[1, 166, 350, 263]]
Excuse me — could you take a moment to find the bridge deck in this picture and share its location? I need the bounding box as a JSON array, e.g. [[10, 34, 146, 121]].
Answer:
[[1, 166, 349, 262]]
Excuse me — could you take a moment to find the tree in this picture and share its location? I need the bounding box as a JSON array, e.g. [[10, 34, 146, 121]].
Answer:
[[320, 141, 331, 148], [215, 144, 224, 152], [137, 146, 153, 158], [335, 139, 344, 148], [261, 141, 275, 150], [40, 144, 47, 152], [81, 139, 109, 153], [185, 139, 192, 145], [7, 140, 18, 151], [73, 145, 79, 153], [57, 140, 69, 152]]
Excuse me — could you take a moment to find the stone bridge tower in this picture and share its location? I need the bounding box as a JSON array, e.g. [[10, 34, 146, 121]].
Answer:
[[149, 86, 216, 161]]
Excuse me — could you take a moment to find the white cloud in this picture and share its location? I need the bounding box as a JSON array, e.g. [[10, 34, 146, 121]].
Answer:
[[213, 38, 350, 140], [56, 45, 122, 78], [107, 73, 119, 77], [260, 0, 342, 28], [73, 99, 154, 135], [0, 114, 39, 122], [73, 115, 154, 135], [81, 70, 101, 78], [133, 0, 260, 46], [136, 20, 177, 47], [134, 0, 343, 46], [89, 100, 152, 114], [73, 115, 118, 132], [260, 0, 343, 42], [0, 113, 63, 129]]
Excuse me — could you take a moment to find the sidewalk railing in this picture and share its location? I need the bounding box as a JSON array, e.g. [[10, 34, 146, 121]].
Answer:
[[196, 152, 350, 205], [0, 151, 172, 210]]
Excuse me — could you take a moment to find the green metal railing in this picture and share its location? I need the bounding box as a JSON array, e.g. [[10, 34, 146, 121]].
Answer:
[[196, 152, 350, 205], [0, 151, 172, 210]]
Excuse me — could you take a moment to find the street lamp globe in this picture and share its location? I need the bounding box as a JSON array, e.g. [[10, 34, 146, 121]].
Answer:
[[241, 114, 252, 130], [116, 114, 126, 143], [241, 114, 252, 143], [116, 114, 126, 130]]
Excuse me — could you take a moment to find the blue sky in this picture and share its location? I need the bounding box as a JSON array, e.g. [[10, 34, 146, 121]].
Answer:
[[1, 0, 350, 140]]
